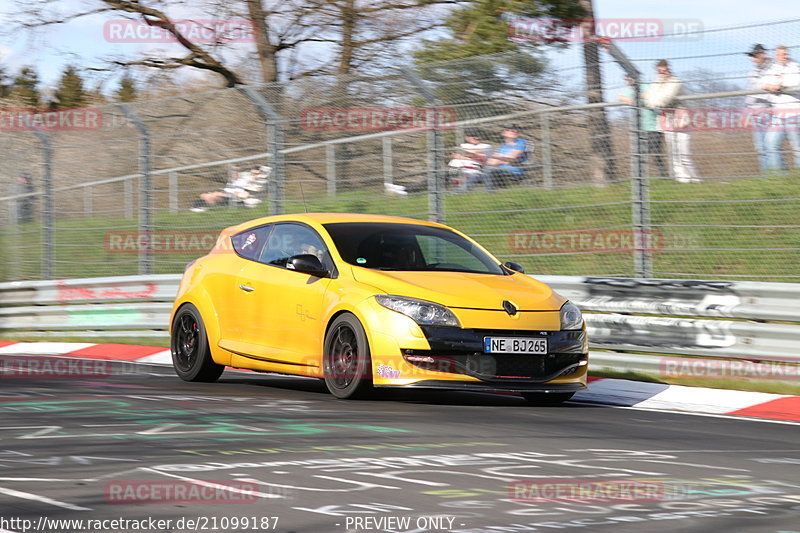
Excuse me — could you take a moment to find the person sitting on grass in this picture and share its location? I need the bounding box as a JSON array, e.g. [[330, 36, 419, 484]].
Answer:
[[190, 166, 268, 212]]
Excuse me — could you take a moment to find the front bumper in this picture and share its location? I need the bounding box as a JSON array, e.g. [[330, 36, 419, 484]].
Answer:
[[400, 326, 587, 383], [379, 381, 587, 393]]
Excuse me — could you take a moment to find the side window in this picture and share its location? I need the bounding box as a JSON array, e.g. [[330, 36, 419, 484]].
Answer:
[[259, 223, 330, 269], [231, 225, 272, 261]]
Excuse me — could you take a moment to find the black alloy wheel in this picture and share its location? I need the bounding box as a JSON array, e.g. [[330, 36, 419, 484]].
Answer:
[[170, 304, 224, 382], [323, 314, 372, 399]]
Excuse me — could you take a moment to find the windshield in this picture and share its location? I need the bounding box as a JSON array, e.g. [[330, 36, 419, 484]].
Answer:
[[323, 222, 505, 275]]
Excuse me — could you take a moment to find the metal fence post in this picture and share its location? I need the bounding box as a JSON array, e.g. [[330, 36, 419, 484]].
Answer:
[[326, 144, 336, 196], [3, 188, 19, 281], [117, 103, 153, 276], [399, 67, 445, 223], [239, 86, 284, 216], [631, 85, 652, 278], [31, 130, 54, 280], [169, 171, 178, 213], [603, 41, 651, 278], [84, 186, 93, 217], [382, 136, 393, 187], [454, 124, 465, 147], [124, 177, 134, 219], [541, 112, 553, 189], [8, 185, 18, 225]]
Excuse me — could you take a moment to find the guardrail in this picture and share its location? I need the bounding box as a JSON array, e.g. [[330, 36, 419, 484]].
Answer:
[[536, 276, 800, 363], [1, 275, 799, 379], [0, 275, 176, 336]]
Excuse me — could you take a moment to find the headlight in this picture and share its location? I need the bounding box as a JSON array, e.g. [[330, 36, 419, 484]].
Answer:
[[375, 295, 460, 327], [560, 301, 584, 330]]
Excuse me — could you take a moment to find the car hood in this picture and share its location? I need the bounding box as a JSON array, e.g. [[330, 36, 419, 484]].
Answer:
[[352, 268, 566, 311]]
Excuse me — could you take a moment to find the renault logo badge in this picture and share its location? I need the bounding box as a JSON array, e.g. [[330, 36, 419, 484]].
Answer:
[[502, 300, 518, 316]]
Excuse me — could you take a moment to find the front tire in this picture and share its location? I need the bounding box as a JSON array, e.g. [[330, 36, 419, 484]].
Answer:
[[521, 392, 574, 406], [171, 304, 224, 382], [323, 314, 372, 399]]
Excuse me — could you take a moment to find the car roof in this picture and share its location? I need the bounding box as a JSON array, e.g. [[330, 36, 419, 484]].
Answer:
[[225, 213, 448, 233]]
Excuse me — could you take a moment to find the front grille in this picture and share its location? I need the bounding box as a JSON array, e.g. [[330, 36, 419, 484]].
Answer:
[[469, 353, 582, 379]]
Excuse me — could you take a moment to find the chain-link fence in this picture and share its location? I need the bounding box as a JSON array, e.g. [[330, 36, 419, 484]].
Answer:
[[2, 18, 800, 282]]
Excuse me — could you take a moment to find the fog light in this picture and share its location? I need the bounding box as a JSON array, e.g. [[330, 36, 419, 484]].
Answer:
[[405, 354, 435, 363]]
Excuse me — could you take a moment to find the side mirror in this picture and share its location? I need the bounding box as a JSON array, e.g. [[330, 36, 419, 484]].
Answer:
[[503, 261, 525, 274], [287, 254, 329, 277]]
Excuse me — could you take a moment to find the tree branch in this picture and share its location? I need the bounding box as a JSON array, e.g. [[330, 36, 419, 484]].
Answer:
[[103, 0, 245, 86]]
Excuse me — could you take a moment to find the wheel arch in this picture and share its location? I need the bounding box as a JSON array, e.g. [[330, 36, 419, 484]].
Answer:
[[323, 306, 376, 357], [171, 289, 230, 366]]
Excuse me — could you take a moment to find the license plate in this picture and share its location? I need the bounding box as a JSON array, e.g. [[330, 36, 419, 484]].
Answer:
[[483, 337, 547, 354]]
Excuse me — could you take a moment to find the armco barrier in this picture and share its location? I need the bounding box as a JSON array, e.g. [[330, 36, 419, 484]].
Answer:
[[0, 274, 179, 306], [537, 276, 799, 322], [1, 275, 799, 369], [536, 275, 800, 363]]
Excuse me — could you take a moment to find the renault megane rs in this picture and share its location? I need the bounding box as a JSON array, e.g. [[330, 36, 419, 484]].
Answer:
[[170, 213, 587, 403]]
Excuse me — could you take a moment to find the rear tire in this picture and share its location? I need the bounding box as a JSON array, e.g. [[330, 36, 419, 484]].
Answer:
[[521, 392, 574, 406], [323, 314, 372, 399], [171, 304, 224, 382]]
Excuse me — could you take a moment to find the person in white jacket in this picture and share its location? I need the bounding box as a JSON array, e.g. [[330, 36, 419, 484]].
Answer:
[[761, 45, 800, 170], [643, 59, 700, 183]]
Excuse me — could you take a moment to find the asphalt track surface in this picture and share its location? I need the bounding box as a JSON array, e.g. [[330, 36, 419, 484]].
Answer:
[[0, 356, 799, 533]]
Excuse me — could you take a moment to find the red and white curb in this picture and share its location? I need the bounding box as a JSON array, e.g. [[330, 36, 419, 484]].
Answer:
[[0, 341, 172, 364], [579, 376, 800, 423], [1, 341, 798, 422]]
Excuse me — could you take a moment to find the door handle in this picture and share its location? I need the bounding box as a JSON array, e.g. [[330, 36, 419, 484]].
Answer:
[[239, 284, 255, 292]]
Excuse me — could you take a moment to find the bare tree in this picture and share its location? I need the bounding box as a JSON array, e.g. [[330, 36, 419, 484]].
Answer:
[[13, 0, 245, 86], [303, 0, 455, 76], [11, 0, 459, 88], [579, 0, 619, 184]]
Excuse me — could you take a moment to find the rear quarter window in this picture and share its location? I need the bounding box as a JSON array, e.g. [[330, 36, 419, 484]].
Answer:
[[231, 225, 272, 260]]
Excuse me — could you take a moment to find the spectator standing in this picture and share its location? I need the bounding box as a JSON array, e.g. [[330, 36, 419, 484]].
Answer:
[[16, 173, 35, 223], [644, 60, 700, 183], [619, 76, 668, 178], [761, 45, 800, 171], [746, 44, 774, 172]]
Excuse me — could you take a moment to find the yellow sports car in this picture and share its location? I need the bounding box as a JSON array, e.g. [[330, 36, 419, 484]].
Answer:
[[170, 213, 587, 403]]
